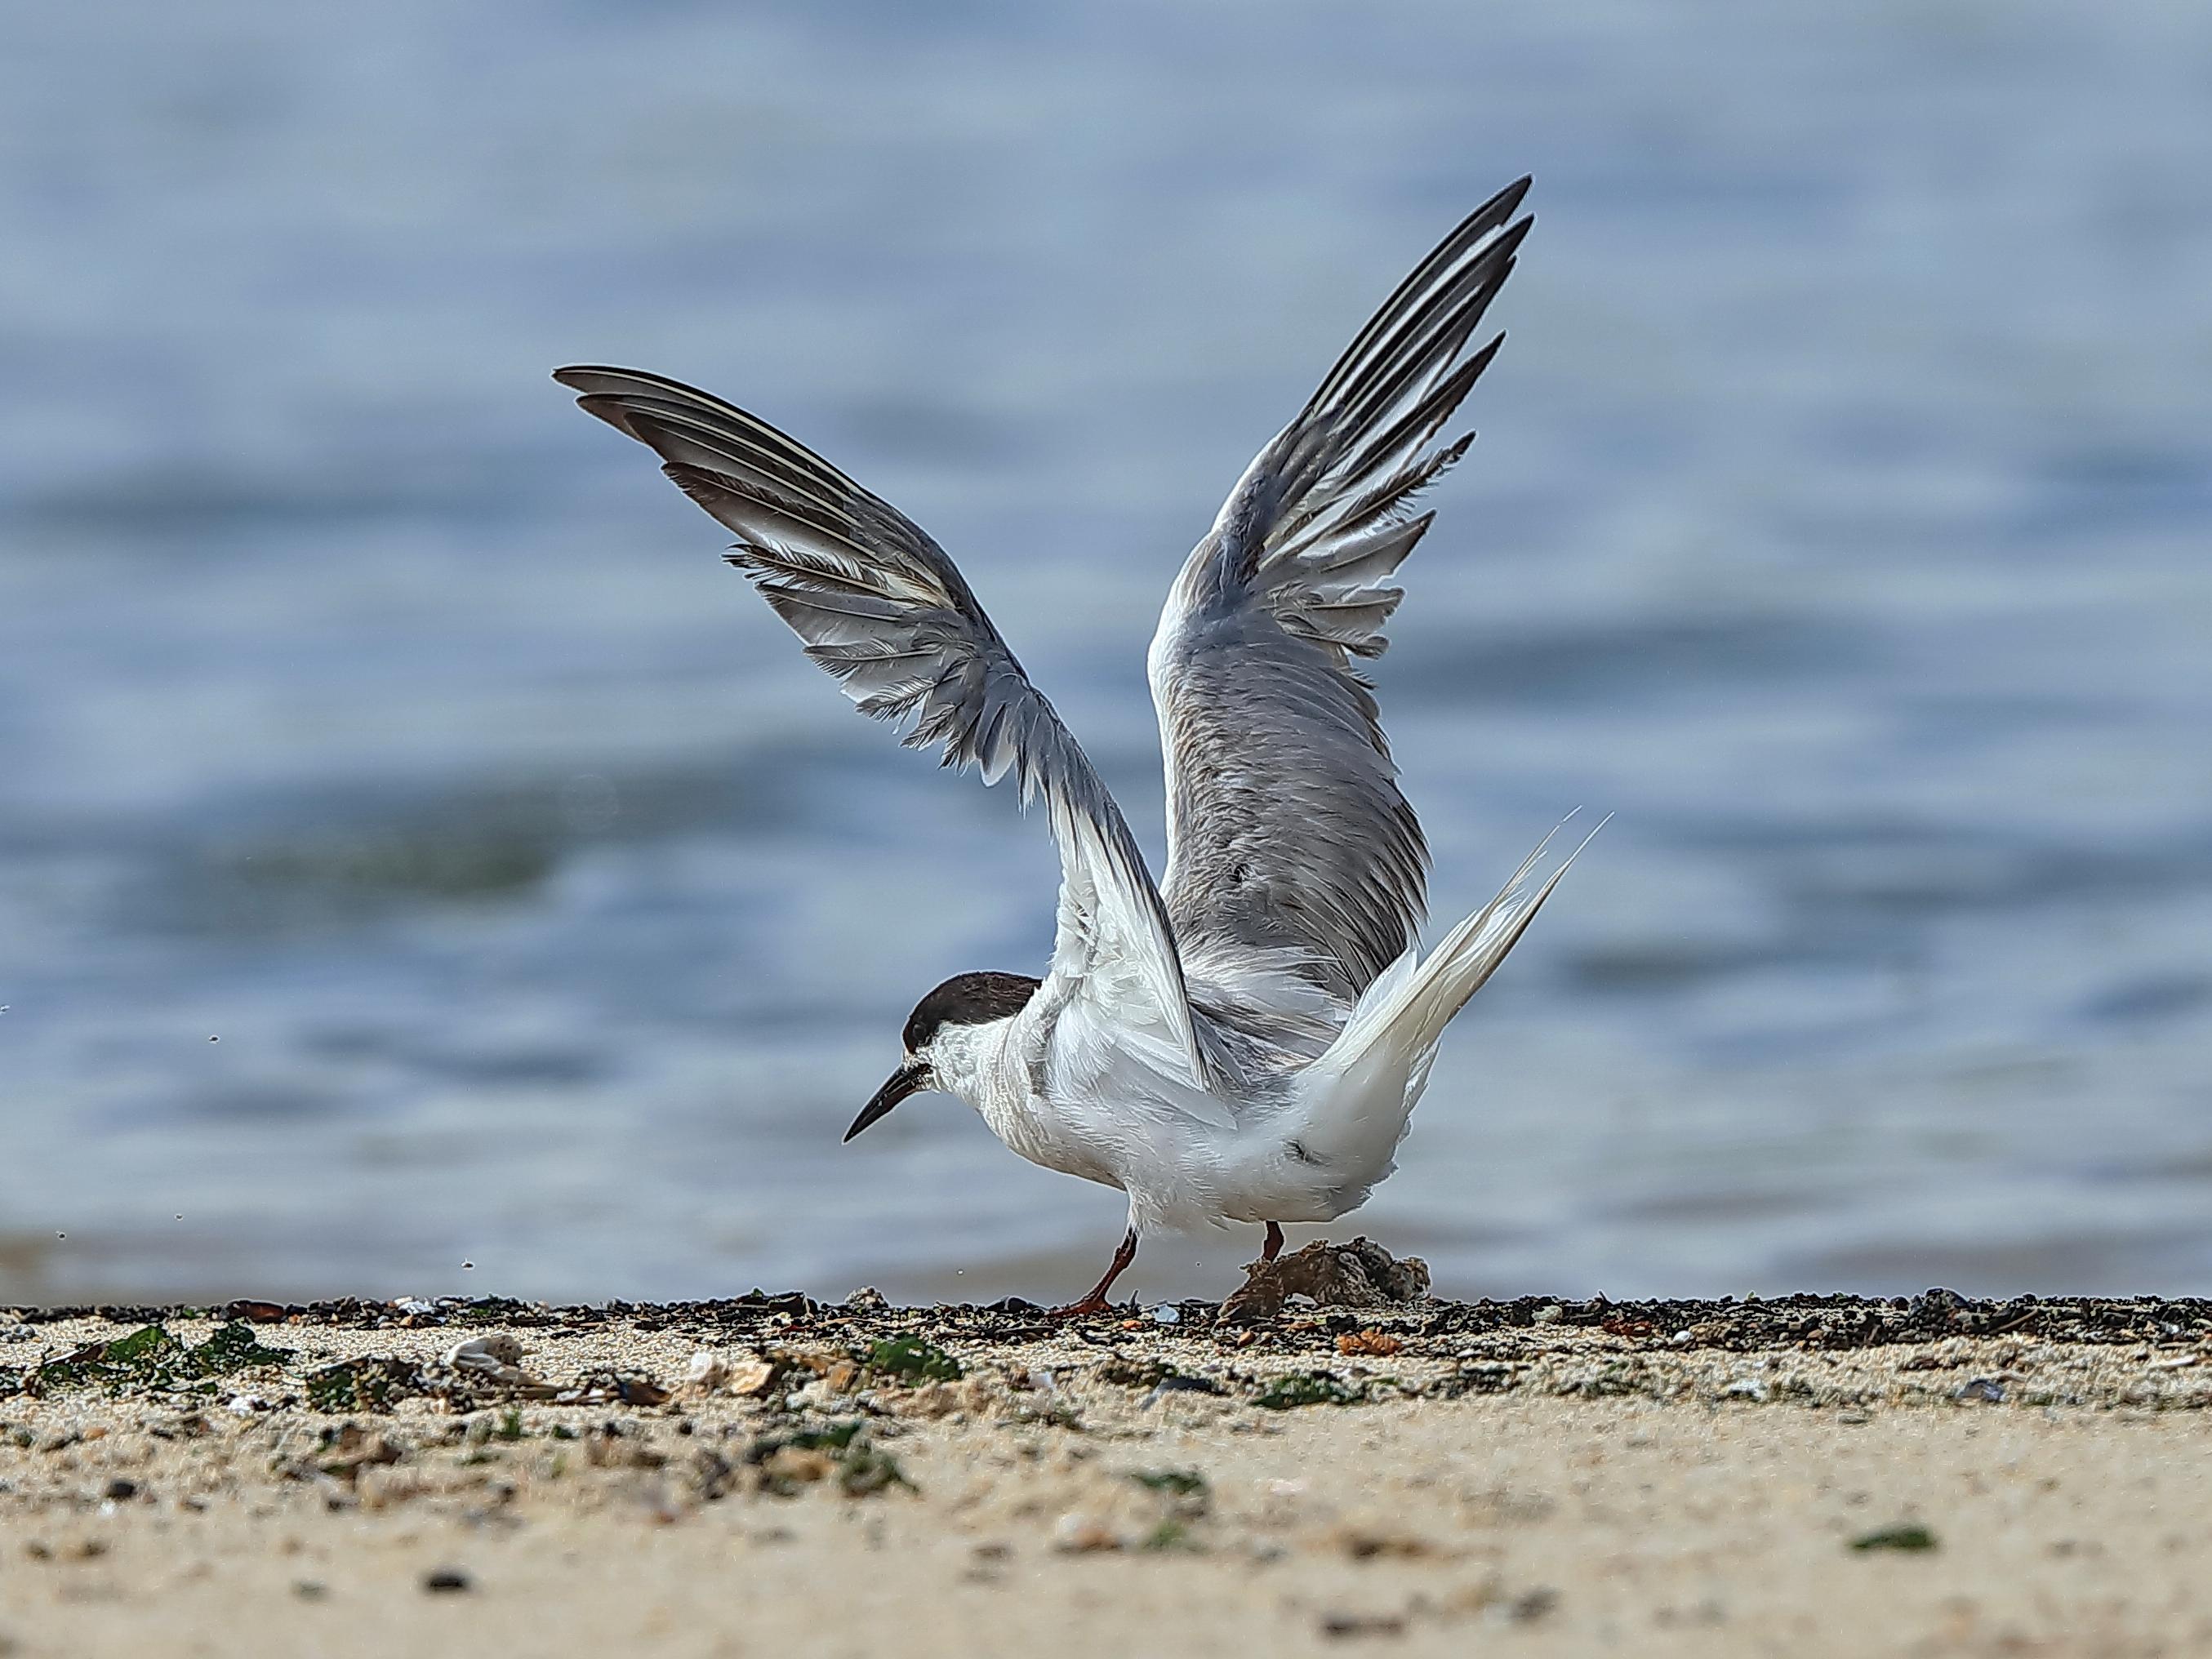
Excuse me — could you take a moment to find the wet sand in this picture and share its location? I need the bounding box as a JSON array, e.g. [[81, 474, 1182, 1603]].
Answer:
[[2, 1287, 2210, 1657]]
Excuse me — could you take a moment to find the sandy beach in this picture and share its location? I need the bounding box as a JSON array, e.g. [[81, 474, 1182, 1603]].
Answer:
[[2, 1282, 2209, 1658]]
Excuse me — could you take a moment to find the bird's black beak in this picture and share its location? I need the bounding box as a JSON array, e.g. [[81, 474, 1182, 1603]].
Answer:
[[843, 1060, 931, 1142]]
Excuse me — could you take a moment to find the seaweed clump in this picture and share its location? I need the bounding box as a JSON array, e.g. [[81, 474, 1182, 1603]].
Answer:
[[10, 1322, 291, 1399], [1252, 1371, 1363, 1410]]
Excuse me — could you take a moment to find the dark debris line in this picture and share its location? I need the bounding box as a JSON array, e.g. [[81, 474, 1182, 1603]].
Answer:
[[5, 1288, 2210, 1355]]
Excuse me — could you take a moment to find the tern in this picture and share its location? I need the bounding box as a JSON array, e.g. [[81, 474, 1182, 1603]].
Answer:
[[558, 175, 1594, 1314]]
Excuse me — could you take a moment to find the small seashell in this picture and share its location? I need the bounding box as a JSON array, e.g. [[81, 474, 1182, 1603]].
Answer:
[[443, 1334, 525, 1371]]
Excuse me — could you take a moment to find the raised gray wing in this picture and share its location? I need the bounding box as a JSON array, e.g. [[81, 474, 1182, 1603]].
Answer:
[[555, 365, 1210, 1083], [1149, 177, 1532, 1002]]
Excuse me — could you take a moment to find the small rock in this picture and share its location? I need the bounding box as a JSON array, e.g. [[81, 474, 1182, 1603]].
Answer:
[[1505, 1587, 1559, 1623], [686, 1449, 737, 1501], [1955, 1377, 2006, 1403], [682, 1351, 730, 1394], [725, 1358, 777, 1398], [102, 1479, 139, 1501], [1850, 1523, 1938, 1553], [1151, 1305, 1181, 1325], [1720, 1378, 1770, 1403], [761, 1447, 833, 1487], [844, 1287, 891, 1314], [421, 1567, 472, 1593], [1333, 1521, 1432, 1559], [1051, 1512, 1122, 1553], [903, 1381, 964, 1419], [1320, 1611, 1406, 1639], [1533, 1304, 1565, 1324]]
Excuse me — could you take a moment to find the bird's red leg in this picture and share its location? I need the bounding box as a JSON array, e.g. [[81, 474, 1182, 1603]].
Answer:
[[1262, 1221, 1285, 1262], [1049, 1228, 1138, 1318]]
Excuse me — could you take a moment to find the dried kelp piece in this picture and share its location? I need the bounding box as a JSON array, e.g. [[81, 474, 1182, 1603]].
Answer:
[[1217, 1238, 1431, 1326]]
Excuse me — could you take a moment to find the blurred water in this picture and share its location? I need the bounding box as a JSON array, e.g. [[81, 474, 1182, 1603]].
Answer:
[[2, 0, 2209, 1307]]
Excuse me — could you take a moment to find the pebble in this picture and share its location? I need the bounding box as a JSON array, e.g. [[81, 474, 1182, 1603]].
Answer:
[[761, 1448, 833, 1486], [725, 1358, 777, 1398], [1050, 1512, 1121, 1553], [1320, 1612, 1406, 1639], [422, 1568, 472, 1594], [683, 1351, 730, 1393]]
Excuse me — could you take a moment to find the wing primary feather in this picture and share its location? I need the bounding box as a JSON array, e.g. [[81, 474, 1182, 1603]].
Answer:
[[1151, 183, 1533, 999], [1303, 176, 1530, 418]]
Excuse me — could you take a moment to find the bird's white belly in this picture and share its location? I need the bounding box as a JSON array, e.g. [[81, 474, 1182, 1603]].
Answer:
[[959, 998, 1405, 1234], [977, 1087, 1127, 1190]]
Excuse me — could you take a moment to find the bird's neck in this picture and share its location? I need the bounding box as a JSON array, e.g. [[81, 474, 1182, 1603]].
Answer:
[[927, 1015, 1026, 1112]]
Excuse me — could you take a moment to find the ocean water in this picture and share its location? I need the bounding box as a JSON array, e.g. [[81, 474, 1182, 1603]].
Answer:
[[2, 0, 2209, 1307]]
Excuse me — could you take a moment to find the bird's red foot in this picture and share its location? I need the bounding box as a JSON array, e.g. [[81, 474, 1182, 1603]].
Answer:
[[1044, 1294, 1119, 1319], [1048, 1227, 1140, 1319]]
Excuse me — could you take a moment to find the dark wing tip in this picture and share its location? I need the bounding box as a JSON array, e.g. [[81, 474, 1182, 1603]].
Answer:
[[553, 363, 625, 393]]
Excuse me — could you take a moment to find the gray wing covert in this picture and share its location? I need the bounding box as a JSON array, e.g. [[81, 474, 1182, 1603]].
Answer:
[[1150, 179, 1532, 1002]]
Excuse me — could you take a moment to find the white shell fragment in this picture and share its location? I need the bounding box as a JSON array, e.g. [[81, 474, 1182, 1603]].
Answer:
[[442, 1334, 525, 1371]]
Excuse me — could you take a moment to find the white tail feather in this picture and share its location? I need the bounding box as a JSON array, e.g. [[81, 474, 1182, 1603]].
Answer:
[[1292, 814, 1606, 1182]]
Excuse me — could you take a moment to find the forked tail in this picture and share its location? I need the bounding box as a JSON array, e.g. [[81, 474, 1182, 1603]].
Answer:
[[1293, 814, 1606, 1182]]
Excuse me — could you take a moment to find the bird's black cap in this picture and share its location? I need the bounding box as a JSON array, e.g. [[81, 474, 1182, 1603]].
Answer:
[[901, 971, 1043, 1052]]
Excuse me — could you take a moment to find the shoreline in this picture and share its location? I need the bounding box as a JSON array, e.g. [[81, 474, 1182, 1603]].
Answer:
[[3, 1288, 2209, 1656]]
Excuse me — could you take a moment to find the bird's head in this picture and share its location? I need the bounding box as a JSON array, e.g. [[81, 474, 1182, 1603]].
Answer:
[[843, 971, 1043, 1141]]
